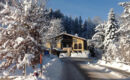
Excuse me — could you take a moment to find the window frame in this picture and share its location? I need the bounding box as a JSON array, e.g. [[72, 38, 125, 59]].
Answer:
[[79, 43, 82, 49]]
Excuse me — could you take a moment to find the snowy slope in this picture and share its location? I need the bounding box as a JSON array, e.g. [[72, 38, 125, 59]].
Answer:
[[0, 54, 64, 80], [97, 60, 130, 73]]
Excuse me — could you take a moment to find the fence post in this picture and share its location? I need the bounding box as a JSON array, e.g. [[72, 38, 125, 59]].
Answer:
[[40, 53, 43, 75]]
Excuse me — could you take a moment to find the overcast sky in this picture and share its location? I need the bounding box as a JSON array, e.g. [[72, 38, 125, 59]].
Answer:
[[47, 0, 129, 20]]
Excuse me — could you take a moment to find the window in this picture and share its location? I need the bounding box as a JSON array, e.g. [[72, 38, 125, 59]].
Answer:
[[62, 43, 66, 48], [73, 39, 77, 43], [74, 44, 78, 49], [79, 43, 82, 49]]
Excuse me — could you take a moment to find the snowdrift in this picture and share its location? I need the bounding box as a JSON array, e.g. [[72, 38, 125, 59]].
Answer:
[[0, 54, 63, 80]]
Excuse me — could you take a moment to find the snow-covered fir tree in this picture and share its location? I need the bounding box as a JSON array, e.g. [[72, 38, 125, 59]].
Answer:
[[80, 19, 87, 38], [86, 18, 96, 39], [103, 8, 118, 48], [102, 8, 119, 61], [0, 0, 50, 72]]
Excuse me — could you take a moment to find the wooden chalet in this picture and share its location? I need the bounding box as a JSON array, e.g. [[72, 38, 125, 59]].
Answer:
[[46, 33, 87, 56]]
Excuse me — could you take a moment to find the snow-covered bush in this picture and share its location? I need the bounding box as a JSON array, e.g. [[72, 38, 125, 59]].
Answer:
[[92, 23, 105, 49], [0, 0, 49, 72], [45, 18, 65, 49], [90, 22, 106, 58], [47, 19, 64, 38]]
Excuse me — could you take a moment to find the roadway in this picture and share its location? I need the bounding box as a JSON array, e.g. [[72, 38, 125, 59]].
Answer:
[[61, 57, 130, 80]]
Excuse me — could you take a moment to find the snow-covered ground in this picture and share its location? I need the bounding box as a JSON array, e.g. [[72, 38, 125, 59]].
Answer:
[[59, 50, 90, 58], [59, 53, 68, 58], [71, 51, 90, 58], [1, 52, 130, 80], [41, 55, 63, 80], [59, 51, 90, 58], [83, 59, 130, 79], [80, 63, 130, 79], [0, 54, 63, 80], [96, 60, 130, 73]]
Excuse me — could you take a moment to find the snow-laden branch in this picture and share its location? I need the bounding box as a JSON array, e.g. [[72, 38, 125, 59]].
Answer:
[[0, 0, 50, 72]]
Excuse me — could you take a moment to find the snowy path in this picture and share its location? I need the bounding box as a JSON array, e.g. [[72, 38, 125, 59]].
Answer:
[[61, 58, 88, 80], [61, 58, 130, 80]]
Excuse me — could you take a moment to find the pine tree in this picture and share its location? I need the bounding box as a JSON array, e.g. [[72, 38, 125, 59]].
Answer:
[[104, 8, 118, 48], [78, 16, 82, 36], [86, 17, 96, 39], [102, 8, 119, 61], [69, 16, 75, 34], [74, 17, 79, 34], [81, 19, 87, 38], [52, 9, 64, 19]]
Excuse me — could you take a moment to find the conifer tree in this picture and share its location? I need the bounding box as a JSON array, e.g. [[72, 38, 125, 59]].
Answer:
[[104, 8, 118, 48]]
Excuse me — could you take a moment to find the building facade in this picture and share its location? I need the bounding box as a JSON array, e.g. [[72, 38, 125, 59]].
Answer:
[[46, 33, 87, 56]]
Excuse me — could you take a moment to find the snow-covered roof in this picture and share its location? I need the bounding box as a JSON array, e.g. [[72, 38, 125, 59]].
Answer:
[[50, 33, 87, 40]]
